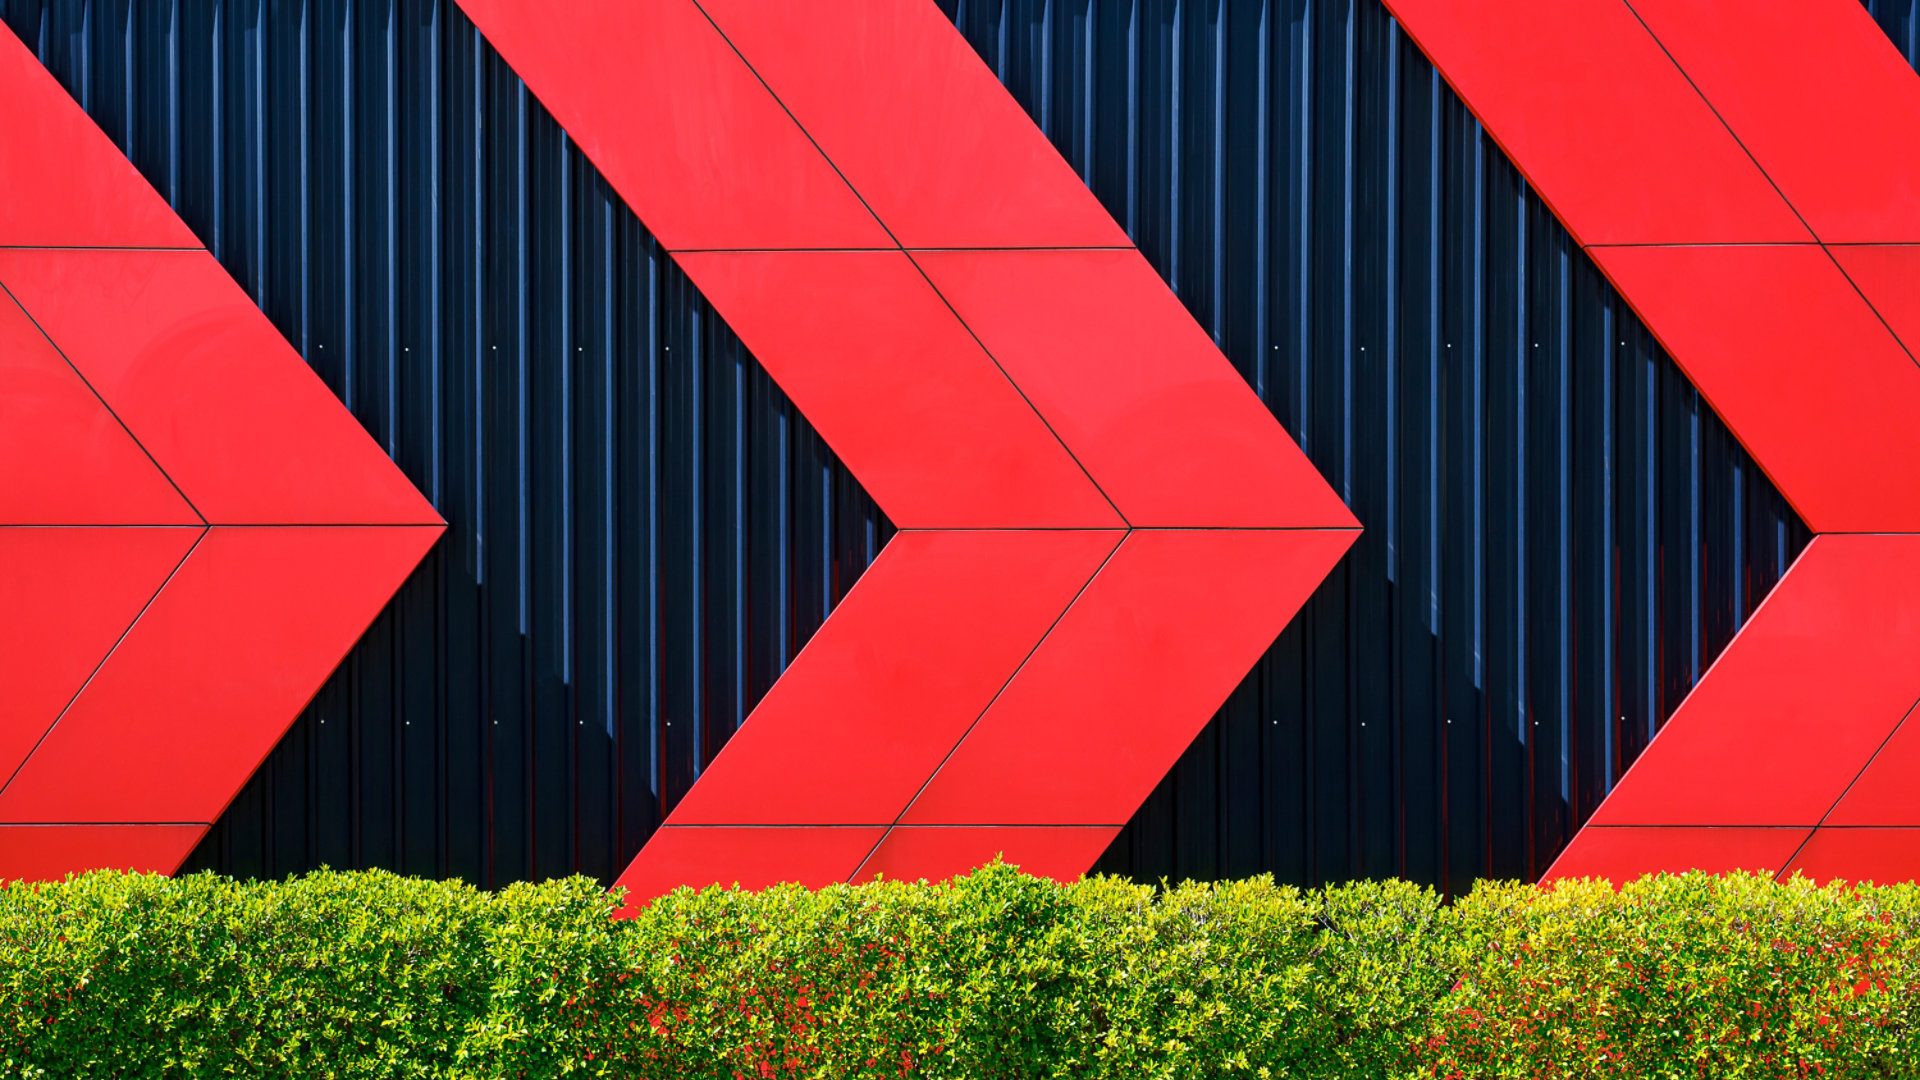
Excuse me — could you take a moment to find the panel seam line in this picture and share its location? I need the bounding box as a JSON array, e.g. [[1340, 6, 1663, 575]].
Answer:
[[0, 527, 208, 801]]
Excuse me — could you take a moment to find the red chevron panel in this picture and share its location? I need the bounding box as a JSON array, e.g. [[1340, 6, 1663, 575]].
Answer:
[[901, 528, 1357, 827], [693, 0, 1126, 249], [1548, 828, 1811, 884], [0, 29, 196, 248], [0, 31, 441, 880], [0, 249, 440, 528], [0, 289, 197, 525], [917, 249, 1358, 529], [1381, 0, 1806, 245], [662, 529, 1121, 827], [0, 526, 439, 825], [854, 827, 1122, 885], [454, 0, 886, 252], [457, 0, 1357, 900], [1785, 830, 1920, 885], [0, 527, 198, 789], [1627, 0, 1920, 243], [0, 826, 207, 881], [1389, 0, 1920, 885], [675, 251, 1121, 528]]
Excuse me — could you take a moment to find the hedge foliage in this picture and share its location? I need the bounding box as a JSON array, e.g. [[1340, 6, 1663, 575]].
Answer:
[[1, 864, 1916, 1078]]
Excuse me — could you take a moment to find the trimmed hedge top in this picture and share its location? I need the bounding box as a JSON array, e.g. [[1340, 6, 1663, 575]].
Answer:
[[1, 865, 1916, 1078]]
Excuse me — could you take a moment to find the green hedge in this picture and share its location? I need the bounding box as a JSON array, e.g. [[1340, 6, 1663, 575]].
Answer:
[[1, 865, 1916, 1078]]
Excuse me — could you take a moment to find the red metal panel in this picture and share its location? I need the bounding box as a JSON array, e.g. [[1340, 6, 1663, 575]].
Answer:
[[0, 527, 199, 789], [1628, 0, 1920, 243], [0, 825, 207, 882], [454, 0, 887, 252], [693, 0, 1126, 250], [916, 249, 1358, 529], [901, 528, 1357, 826], [612, 827, 884, 913], [457, 0, 1357, 893], [0, 26, 440, 878], [664, 529, 1121, 826], [1829, 245, 1920, 357], [675, 251, 1121, 528], [0, 29, 197, 248], [1543, 827, 1810, 884], [854, 827, 1120, 885], [1380, 0, 1806, 245], [0, 525, 440, 824], [1591, 244, 1920, 534], [1589, 535, 1920, 827], [0, 288, 198, 525], [1826, 709, 1920, 827], [0, 250, 440, 527], [1783, 829, 1920, 885]]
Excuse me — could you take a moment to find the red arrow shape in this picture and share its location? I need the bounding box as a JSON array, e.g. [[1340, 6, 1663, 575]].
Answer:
[[1383, 0, 1920, 885], [0, 29, 443, 880], [452, 0, 1358, 905]]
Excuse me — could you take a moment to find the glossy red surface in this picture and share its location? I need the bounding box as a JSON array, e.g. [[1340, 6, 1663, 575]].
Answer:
[[0, 526, 440, 824], [0, 250, 440, 527], [0, 289, 199, 525], [1589, 536, 1920, 827], [0, 825, 207, 882], [1826, 709, 1920, 827], [902, 528, 1357, 826], [455, 0, 886, 251], [447, 0, 1363, 892], [1543, 827, 1811, 885], [1830, 245, 1920, 357], [694, 0, 1126, 250], [1592, 244, 1920, 535], [676, 251, 1121, 528], [1784, 829, 1920, 885], [918, 249, 1359, 529], [664, 529, 1121, 826], [1628, 0, 1920, 243], [1381, 0, 1806, 245], [0, 527, 199, 789], [854, 827, 1120, 885], [0, 28, 197, 248], [612, 827, 884, 913], [0, 31, 442, 876]]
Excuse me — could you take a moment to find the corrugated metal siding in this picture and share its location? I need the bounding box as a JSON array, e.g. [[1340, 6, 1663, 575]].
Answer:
[[0, 0, 1834, 892]]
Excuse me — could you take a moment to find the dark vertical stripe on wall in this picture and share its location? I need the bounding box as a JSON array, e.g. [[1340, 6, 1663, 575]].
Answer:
[[3, 0, 1841, 892]]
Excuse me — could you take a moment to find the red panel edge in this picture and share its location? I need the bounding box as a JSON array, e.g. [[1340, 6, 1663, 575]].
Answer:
[[0, 824, 208, 882]]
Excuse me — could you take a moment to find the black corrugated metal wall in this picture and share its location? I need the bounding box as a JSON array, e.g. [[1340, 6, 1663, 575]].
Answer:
[[5, 0, 1862, 893]]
